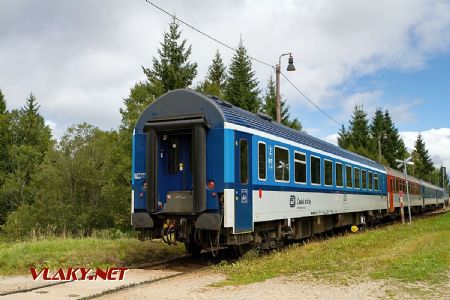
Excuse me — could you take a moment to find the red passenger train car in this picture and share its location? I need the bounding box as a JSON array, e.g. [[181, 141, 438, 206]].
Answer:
[[386, 167, 424, 214]]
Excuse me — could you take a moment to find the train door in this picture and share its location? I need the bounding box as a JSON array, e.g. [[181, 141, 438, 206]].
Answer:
[[389, 177, 395, 213], [234, 131, 253, 233], [157, 132, 193, 212]]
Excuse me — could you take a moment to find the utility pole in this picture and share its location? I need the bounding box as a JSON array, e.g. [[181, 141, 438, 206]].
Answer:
[[396, 157, 414, 224], [377, 132, 387, 163], [275, 53, 295, 123]]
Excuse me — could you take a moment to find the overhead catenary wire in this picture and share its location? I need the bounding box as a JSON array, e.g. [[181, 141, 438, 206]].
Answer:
[[144, 0, 273, 68], [144, 0, 343, 127], [280, 72, 343, 127]]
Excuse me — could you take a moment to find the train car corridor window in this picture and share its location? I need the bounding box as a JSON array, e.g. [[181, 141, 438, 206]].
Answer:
[[294, 152, 306, 184], [362, 170, 367, 189], [355, 168, 360, 189], [311, 156, 321, 185], [239, 139, 248, 184], [168, 138, 180, 174], [346, 165, 353, 188], [336, 163, 343, 187], [258, 142, 267, 180], [275, 146, 289, 182], [374, 174, 379, 191], [324, 160, 333, 186], [368, 172, 373, 190]]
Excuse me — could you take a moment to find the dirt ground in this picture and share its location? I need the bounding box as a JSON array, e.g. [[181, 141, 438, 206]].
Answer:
[[96, 270, 449, 300], [1, 268, 448, 299]]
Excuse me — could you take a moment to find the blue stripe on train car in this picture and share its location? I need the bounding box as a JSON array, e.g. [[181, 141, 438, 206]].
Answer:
[[132, 133, 147, 210]]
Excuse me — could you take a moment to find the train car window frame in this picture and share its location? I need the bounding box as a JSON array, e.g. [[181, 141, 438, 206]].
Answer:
[[310, 155, 321, 186], [324, 159, 333, 187], [368, 171, 373, 190], [258, 141, 267, 181], [274, 145, 290, 183], [374, 173, 379, 191], [346, 165, 353, 188], [239, 139, 249, 185], [354, 168, 361, 189], [336, 162, 343, 188], [294, 151, 307, 184], [362, 170, 367, 190]]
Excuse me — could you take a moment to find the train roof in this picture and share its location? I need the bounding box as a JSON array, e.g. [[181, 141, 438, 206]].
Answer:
[[135, 89, 385, 171], [385, 167, 421, 184], [421, 180, 444, 191]]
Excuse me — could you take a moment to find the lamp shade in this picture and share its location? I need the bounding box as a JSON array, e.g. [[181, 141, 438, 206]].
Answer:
[[287, 54, 295, 71]]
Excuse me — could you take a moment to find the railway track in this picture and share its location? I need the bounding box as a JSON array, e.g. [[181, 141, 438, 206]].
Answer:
[[0, 254, 213, 299], [1, 208, 447, 299]]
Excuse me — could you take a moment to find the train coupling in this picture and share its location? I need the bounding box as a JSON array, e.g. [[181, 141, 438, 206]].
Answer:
[[161, 217, 189, 245]]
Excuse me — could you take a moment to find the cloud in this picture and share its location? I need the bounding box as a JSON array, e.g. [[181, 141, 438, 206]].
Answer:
[[400, 128, 450, 173], [0, 0, 450, 135], [324, 133, 339, 146], [335, 91, 422, 127]]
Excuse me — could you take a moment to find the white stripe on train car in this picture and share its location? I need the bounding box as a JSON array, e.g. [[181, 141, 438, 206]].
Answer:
[[223, 189, 235, 228], [224, 122, 386, 173], [252, 190, 388, 222]]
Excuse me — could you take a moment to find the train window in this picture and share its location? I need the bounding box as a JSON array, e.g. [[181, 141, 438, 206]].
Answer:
[[311, 156, 321, 185], [168, 138, 180, 174], [275, 146, 289, 182], [336, 163, 343, 187], [354, 168, 360, 189], [294, 151, 306, 184], [374, 174, 379, 191], [362, 170, 367, 189], [239, 139, 248, 184], [258, 142, 266, 180], [324, 160, 333, 186], [346, 165, 353, 188], [368, 172, 373, 190]]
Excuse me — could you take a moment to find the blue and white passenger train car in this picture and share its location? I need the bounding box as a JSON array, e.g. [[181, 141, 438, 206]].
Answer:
[[131, 89, 444, 253]]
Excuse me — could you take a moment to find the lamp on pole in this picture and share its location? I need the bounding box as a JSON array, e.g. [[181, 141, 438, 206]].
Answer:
[[396, 157, 414, 224], [377, 132, 388, 163], [275, 53, 295, 123]]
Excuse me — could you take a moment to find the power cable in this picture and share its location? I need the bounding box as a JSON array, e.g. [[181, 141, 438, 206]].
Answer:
[[281, 72, 343, 127], [144, 0, 273, 68], [144, 0, 343, 127]]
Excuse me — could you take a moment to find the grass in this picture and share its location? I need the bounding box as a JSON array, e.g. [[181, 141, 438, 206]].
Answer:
[[217, 212, 450, 287], [0, 237, 184, 275]]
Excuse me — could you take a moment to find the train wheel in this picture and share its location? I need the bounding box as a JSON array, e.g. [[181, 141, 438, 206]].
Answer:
[[230, 244, 252, 258], [184, 242, 202, 256]]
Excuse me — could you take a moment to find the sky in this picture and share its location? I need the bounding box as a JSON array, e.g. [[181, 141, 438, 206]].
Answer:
[[0, 0, 449, 174]]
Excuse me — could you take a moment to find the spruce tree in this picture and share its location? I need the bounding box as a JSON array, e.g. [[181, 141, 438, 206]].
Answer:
[[412, 134, 434, 180], [142, 16, 198, 98], [369, 109, 407, 168], [0, 90, 6, 114], [14, 93, 52, 151], [338, 105, 376, 160], [382, 111, 407, 169], [369, 108, 386, 163], [348, 105, 373, 151], [202, 50, 227, 97], [0, 93, 52, 223], [338, 125, 350, 148], [224, 40, 260, 112], [262, 76, 302, 130], [0, 90, 9, 177]]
